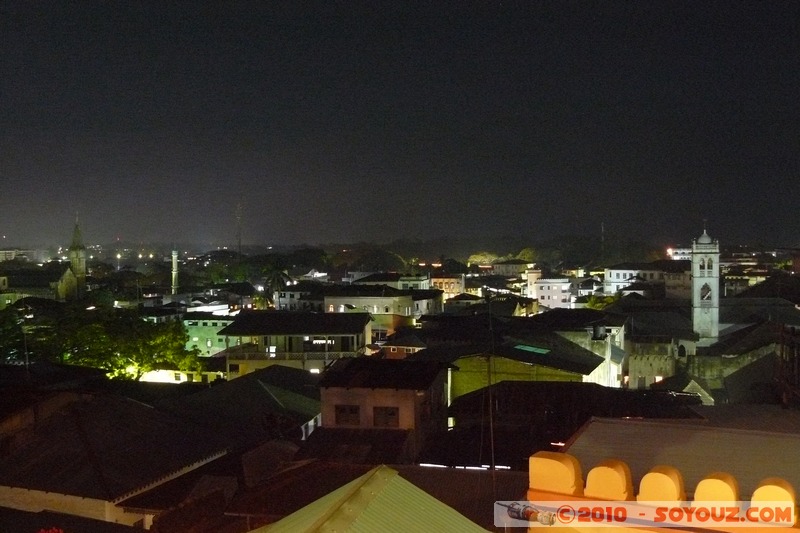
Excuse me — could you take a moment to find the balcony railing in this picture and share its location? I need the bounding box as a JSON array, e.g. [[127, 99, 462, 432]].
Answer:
[[226, 351, 358, 362]]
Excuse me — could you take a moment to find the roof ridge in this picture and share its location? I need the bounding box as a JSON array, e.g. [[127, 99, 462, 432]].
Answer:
[[306, 465, 397, 531]]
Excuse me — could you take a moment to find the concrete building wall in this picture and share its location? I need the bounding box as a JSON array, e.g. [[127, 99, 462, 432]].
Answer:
[[0, 487, 146, 527], [321, 388, 418, 429]]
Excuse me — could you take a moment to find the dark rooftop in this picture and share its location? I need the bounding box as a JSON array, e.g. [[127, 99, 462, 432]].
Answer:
[[0, 393, 231, 501], [318, 357, 448, 390], [218, 311, 371, 336]]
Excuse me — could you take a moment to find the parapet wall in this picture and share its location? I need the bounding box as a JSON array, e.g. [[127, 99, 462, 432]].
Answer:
[[525, 451, 798, 532]]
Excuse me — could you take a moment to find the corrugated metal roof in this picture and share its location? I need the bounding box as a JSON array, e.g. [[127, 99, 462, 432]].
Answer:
[[254, 465, 487, 532], [565, 417, 800, 498], [0, 394, 230, 501]]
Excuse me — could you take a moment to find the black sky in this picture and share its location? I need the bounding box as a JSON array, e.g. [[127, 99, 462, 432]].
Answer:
[[2, 1, 799, 249]]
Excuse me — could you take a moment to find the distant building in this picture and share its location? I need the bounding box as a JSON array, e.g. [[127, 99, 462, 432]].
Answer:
[[323, 284, 443, 341], [353, 272, 431, 290], [491, 258, 533, 277], [430, 273, 465, 300], [274, 280, 325, 311], [184, 311, 235, 356], [216, 311, 373, 375], [603, 260, 691, 297]]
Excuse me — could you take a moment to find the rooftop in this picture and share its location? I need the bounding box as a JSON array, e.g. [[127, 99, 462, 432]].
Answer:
[[318, 357, 448, 390], [218, 310, 372, 336], [0, 394, 230, 502]]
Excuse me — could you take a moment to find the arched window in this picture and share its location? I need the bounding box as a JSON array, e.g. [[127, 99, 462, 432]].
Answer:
[[678, 345, 687, 357], [699, 259, 706, 271], [707, 258, 713, 271]]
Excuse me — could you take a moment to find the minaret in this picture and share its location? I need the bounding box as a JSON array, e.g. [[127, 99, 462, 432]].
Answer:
[[171, 250, 179, 295], [691, 227, 720, 343], [68, 216, 87, 299]]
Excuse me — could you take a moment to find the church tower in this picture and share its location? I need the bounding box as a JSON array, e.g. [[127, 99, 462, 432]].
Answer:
[[692, 228, 720, 342], [68, 217, 87, 299]]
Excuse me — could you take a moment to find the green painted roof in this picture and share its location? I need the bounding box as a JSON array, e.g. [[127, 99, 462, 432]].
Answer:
[[255, 465, 488, 532]]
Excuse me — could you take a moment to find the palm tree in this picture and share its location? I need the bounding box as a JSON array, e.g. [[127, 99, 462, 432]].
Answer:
[[263, 265, 292, 308]]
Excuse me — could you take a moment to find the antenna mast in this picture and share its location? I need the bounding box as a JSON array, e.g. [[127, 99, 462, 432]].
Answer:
[[236, 203, 243, 258]]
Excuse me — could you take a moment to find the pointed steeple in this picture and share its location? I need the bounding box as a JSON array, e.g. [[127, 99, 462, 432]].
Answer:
[[70, 213, 85, 251]]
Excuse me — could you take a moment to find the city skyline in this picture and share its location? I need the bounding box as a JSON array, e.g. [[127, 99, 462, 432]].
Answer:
[[2, 2, 799, 248]]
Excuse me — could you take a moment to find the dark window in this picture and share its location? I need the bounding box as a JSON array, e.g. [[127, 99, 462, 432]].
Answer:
[[373, 406, 399, 428], [229, 363, 240, 372], [335, 404, 360, 426]]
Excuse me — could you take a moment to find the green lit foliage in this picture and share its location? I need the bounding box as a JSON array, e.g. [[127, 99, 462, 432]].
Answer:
[[584, 293, 620, 310], [467, 251, 499, 266], [515, 247, 537, 263], [71, 314, 200, 380]]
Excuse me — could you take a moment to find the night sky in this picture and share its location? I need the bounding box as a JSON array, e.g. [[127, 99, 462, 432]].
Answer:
[[2, 2, 799, 249]]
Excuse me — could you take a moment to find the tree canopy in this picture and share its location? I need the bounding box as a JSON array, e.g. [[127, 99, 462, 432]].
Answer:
[[1, 303, 200, 380], [64, 313, 201, 380]]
